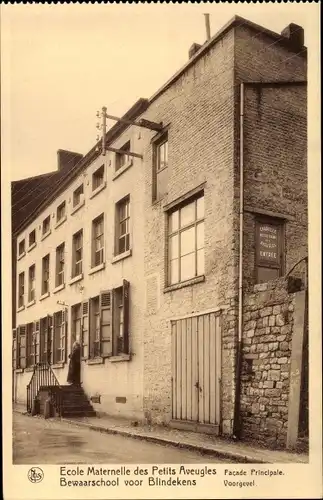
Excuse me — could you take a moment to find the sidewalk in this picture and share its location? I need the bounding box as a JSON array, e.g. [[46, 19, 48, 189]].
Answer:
[[13, 403, 308, 464]]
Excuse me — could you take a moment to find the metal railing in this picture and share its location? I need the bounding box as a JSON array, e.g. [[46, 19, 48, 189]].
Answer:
[[26, 362, 62, 415]]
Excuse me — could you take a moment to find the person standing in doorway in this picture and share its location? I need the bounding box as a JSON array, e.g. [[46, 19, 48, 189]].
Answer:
[[67, 341, 81, 385]]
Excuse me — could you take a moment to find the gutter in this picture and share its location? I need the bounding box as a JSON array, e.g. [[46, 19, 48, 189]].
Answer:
[[233, 82, 245, 440]]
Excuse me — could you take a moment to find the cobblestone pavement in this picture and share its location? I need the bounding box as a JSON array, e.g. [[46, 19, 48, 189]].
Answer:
[[13, 412, 232, 465]]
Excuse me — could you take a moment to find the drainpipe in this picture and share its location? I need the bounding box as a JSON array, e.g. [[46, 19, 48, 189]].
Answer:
[[233, 82, 245, 439]]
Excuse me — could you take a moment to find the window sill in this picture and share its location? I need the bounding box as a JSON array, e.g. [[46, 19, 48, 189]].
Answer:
[[89, 182, 106, 199], [113, 160, 133, 180], [25, 367, 34, 373], [40, 292, 50, 301], [27, 243, 36, 253], [87, 357, 104, 365], [17, 305, 25, 313], [41, 230, 51, 242], [27, 299, 36, 308], [17, 251, 26, 261], [53, 283, 65, 294], [89, 262, 105, 275], [109, 354, 131, 363], [112, 249, 132, 264], [71, 199, 85, 215], [69, 273, 83, 285], [164, 275, 205, 293], [15, 368, 24, 373], [55, 216, 67, 229], [52, 362, 65, 369]]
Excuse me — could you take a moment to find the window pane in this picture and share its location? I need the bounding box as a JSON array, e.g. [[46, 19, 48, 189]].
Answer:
[[197, 222, 204, 250], [197, 196, 204, 219], [169, 211, 179, 233], [170, 259, 179, 285], [180, 253, 195, 281], [180, 202, 195, 227], [180, 226, 195, 256], [257, 266, 279, 284], [169, 234, 179, 260], [120, 220, 127, 236], [197, 249, 205, 276]]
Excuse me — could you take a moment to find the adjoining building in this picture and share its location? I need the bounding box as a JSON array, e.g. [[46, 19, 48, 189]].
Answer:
[[12, 16, 307, 448]]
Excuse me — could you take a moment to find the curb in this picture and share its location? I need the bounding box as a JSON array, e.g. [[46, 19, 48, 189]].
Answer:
[[14, 408, 266, 464]]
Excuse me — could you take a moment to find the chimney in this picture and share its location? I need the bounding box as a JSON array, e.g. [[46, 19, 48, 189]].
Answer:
[[57, 150, 83, 171], [189, 43, 202, 59], [281, 23, 304, 50]]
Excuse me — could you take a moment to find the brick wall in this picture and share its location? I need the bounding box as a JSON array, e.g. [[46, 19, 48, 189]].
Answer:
[[141, 29, 237, 429], [240, 277, 302, 448]]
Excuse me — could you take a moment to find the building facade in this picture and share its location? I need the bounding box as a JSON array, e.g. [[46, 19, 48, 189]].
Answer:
[[12, 16, 307, 441]]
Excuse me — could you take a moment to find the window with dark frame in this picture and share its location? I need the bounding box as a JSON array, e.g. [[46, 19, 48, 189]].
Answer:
[[29, 230, 36, 248], [92, 165, 105, 191], [73, 184, 84, 208], [115, 196, 130, 255], [42, 254, 50, 295], [26, 322, 35, 367], [153, 133, 168, 202], [255, 218, 284, 284], [56, 243, 65, 287], [92, 215, 104, 267], [42, 215, 51, 236], [28, 264, 36, 302], [16, 325, 27, 369], [18, 272, 25, 308], [81, 281, 130, 360], [167, 193, 205, 286], [53, 310, 67, 364], [115, 141, 131, 171], [71, 303, 82, 347], [18, 239, 25, 256], [40, 315, 51, 364], [72, 230, 83, 277], [56, 201, 66, 222]]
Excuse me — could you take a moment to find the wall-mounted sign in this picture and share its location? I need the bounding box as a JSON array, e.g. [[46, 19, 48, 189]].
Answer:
[[257, 223, 280, 264]]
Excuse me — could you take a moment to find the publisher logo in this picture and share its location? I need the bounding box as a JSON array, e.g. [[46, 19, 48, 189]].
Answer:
[[27, 467, 44, 483]]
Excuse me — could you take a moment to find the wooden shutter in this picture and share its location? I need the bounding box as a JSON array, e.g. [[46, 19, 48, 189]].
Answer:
[[81, 300, 89, 359], [49, 315, 54, 365], [12, 329, 17, 370], [19, 325, 26, 369], [35, 320, 40, 365], [123, 280, 130, 354], [61, 308, 67, 363], [100, 290, 113, 357]]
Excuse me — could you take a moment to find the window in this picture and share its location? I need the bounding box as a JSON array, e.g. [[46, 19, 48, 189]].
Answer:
[[18, 272, 25, 308], [26, 322, 35, 367], [73, 184, 84, 208], [255, 218, 284, 284], [71, 303, 82, 346], [28, 264, 36, 302], [115, 196, 130, 255], [72, 230, 83, 277], [52, 310, 67, 364], [168, 194, 205, 285], [153, 134, 168, 201], [56, 201, 66, 222], [18, 239, 25, 257], [16, 325, 26, 369], [92, 215, 104, 267], [56, 243, 65, 287], [29, 230, 36, 248], [40, 316, 51, 364], [115, 141, 131, 171], [92, 165, 104, 191], [90, 296, 101, 358], [42, 254, 50, 295], [42, 215, 51, 236], [81, 281, 130, 359]]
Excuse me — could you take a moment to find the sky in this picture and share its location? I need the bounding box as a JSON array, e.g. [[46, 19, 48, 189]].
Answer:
[[1, 3, 320, 181]]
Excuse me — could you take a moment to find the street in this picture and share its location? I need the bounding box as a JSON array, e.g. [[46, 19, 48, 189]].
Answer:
[[13, 413, 230, 464]]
